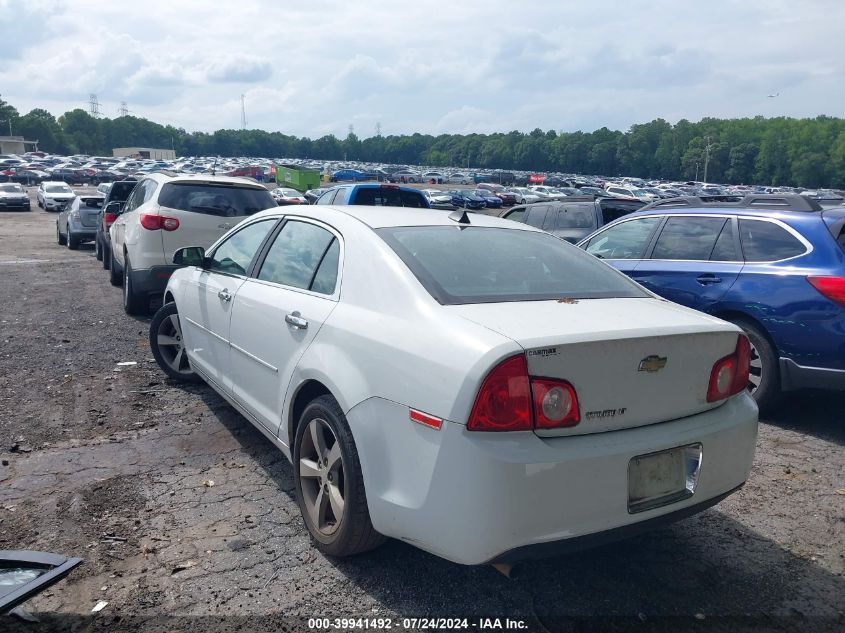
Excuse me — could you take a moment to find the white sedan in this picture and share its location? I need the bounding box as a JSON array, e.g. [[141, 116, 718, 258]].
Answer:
[[270, 187, 308, 205], [507, 187, 542, 204], [149, 205, 758, 565]]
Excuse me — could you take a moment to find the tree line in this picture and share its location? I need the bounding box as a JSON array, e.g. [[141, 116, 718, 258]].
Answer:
[[2, 96, 844, 188]]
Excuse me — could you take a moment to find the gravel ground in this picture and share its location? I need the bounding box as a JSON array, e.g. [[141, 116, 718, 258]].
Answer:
[[0, 188, 843, 633]]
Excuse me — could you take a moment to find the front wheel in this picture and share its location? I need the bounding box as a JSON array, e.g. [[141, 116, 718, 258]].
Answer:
[[730, 318, 780, 413], [149, 302, 201, 382], [122, 255, 147, 315], [293, 395, 385, 557]]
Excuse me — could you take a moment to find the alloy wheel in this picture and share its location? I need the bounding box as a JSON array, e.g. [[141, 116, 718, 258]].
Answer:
[[298, 418, 345, 535], [155, 313, 192, 375], [747, 339, 763, 394]]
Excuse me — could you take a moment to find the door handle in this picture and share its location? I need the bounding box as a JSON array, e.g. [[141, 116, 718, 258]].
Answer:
[[285, 311, 308, 330], [696, 274, 722, 285], [217, 289, 232, 302]]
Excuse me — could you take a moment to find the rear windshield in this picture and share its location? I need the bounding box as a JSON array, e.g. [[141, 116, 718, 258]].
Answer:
[[352, 188, 428, 208], [377, 226, 648, 305], [158, 183, 275, 217]]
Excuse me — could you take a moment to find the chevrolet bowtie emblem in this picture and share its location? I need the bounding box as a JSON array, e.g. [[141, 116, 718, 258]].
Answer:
[[638, 355, 668, 372]]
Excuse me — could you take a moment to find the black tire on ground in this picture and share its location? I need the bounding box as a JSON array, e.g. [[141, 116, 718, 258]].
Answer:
[[95, 236, 103, 261], [293, 395, 385, 557], [56, 223, 66, 246], [102, 243, 110, 270], [149, 302, 201, 383], [109, 248, 122, 286], [729, 318, 780, 413], [122, 254, 147, 315], [67, 227, 80, 250], [37, 198, 43, 208]]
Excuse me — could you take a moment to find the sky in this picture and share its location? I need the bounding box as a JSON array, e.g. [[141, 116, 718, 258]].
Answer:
[[0, 0, 843, 138]]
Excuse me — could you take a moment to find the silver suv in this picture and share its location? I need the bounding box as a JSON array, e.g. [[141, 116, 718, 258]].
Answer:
[[109, 172, 276, 314]]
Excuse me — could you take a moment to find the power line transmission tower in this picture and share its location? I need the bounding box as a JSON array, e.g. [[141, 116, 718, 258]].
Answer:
[[88, 94, 102, 117], [118, 101, 130, 117], [348, 124, 354, 137], [240, 94, 247, 130], [375, 122, 381, 137]]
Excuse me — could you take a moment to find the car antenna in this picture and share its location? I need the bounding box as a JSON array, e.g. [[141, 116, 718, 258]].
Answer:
[[448, 209, 471, 225]]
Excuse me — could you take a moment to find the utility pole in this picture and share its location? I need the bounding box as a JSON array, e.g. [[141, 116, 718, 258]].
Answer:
[[88, 94, 101, 118], [240, 94, 247, 130], [703, 136, 715, 184], [118, 101, 130, 117]]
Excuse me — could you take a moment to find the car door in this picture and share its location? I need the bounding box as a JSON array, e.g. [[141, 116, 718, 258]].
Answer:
[[178, 218, 279, 392], [630, 215, 743, 311], [227, 219, 341, 436], [110, 180, 147, 266], [579, 215, 663, 276]]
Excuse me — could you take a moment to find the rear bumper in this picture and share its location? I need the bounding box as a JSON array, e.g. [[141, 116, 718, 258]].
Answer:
[[129, 265, 180, 296], [346, 394, 758, 565], [780, 358, 845, 391]]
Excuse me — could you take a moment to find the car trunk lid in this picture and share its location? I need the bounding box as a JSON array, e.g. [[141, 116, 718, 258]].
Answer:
[[449, 297, 742, 437], [77, 196, 102, 227]]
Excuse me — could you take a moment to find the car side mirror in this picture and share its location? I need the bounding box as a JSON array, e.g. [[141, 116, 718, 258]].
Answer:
[[173, 246, 206, 267], [104, 201, 122, 215]]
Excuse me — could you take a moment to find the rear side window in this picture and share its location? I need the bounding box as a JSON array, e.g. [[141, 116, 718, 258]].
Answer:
[[739, 219, 806, 262], [504, 207, 527, 223], [553, 204, 597, 230], [351, 187, 427, 208], [257, 221, 338, 293], [583, 217, 661, 260], [710, 220, 739, 261], [158, 183, 275, 217], [524, 205, 548, 228], [651, 217, 727, 260]]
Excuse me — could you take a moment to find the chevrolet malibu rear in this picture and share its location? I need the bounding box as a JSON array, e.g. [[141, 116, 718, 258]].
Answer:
[[154, 207, 758, 566]]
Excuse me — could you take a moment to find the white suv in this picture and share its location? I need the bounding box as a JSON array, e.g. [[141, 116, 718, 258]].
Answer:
[[109, 172, 276, 314], [36, 181, 76, 211]]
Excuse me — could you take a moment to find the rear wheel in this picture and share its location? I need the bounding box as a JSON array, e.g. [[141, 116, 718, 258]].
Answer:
[[122, 254, 147, 315], [293, 395, 385, 557], [149, 302, 200, 382], [729, 318, 779, 413], [102, 243, 110, 269], [67, 227, 80, 250], [56, 223, 66, 246], [95, 236, 103, 261]]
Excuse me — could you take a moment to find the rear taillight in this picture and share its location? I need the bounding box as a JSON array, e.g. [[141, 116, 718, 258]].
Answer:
[[707, 334, 751, 402], [467, 355, 581, 431], [70, 210, 80, 221], [140, 213, 180, 231], [104, 212, 117, 227], [807, 276, 845, 308]]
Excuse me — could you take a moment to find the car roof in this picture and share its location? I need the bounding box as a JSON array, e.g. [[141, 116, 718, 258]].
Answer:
[[622, 205, 824, 225], [145, 172, 265, 188], [250, 204, 546, 231]]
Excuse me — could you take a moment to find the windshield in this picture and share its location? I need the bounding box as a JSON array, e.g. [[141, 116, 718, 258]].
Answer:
[[46, 185, 72, 194], [158, 182, 275, 217], [0, 185, 23, 193], [377, 226, 647, 305]]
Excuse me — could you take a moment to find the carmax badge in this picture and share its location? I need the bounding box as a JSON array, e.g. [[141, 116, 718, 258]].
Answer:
[[638, 355, 668, 373]]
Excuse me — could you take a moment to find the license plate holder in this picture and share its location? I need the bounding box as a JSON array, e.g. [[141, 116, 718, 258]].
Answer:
[[628, 443, 702, 514]]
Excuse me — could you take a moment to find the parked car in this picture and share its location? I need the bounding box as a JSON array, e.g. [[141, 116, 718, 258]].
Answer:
[[501, 197, 642, 243], [477, 183, 517, 206], [271, 187, 308, 205], [421, 189, 454, 208], [48, 168, 88, 185], [315, 184, 429, 208], [305, 187, 336, 204], [330, 169, 368, 183], [57, 193, 104, 249], [148, 204, 757, 565], [447, 172, 472, 184], [506, 187, 541, 204], [36, 181, 76, 211], [448, 189, 486, 210], [471, 189, 503, 209], [109, 173, 276, 315], [95, 179, 140, 267], [8, 168, 48, 185], [578, 194, 845, 410], [390, 169, 422, 183], [606, 185, 658, 201], [96, 183, 112, 196], [0, 183, 31, 211]]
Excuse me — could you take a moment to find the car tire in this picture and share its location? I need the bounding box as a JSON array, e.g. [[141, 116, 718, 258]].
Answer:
[[67, 227, 80, 250], [109, 248, 122, 287], [37, 198, 43, 209], [149, 302, 201, 383], [293, 395, 385, 557], [56, 223, 66, 246], [729, 318, 780, 413], [122, 254, 147, 315], [102, 243, 110, 270]]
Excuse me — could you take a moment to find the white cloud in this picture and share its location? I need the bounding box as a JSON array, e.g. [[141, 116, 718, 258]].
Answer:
[[0, 0, 842, 136]]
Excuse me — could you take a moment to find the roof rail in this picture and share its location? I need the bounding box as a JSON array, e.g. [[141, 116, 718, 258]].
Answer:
[[642, 194, 823, 212]]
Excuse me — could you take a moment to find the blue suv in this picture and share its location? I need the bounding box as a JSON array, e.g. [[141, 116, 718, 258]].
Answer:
[[578, 194, 845, 410], [315, 184, 430, 208]]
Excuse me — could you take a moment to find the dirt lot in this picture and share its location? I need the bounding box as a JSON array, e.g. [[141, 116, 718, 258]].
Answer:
[[0, 188, 843, 632]]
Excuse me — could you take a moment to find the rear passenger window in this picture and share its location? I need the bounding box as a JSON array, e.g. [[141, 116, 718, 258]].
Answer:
[[310, 239, 340, 295], [739, 219, 806, 261], [651, 217, 727, 260], [583, 217, 661, 259], [257, 221, 337, 292], [710, 220, 739, 261], [525, 206, 548, 228], [504, 208, 527, 223]]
